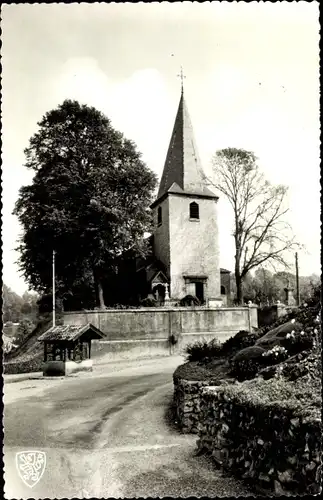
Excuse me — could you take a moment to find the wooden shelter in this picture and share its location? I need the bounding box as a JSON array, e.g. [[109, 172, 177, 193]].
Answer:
[[38, 323, 105, 376]]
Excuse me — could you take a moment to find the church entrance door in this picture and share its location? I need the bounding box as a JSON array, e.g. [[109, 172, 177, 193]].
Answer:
[[195, 282, 204, 304]]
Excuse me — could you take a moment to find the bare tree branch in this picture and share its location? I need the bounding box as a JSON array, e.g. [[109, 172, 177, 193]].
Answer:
[[209, 148, 299, 303]]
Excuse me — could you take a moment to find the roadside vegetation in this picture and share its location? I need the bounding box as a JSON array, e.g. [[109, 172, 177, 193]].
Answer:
[[174, 287, 321, 417]]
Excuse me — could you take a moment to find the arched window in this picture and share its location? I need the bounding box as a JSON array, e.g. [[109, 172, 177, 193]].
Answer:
[[189, 202, 199, 219], [221, 285, 226, 295], [157, 206, 162, 226]]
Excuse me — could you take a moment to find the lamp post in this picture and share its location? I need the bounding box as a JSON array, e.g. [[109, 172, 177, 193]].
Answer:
[[52, 250, 56, 327], [295, 252, 300, 306]]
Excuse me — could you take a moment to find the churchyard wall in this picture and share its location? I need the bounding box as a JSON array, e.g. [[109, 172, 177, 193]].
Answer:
[[257, 304, 297, 327], [64, 306, 258, 360]]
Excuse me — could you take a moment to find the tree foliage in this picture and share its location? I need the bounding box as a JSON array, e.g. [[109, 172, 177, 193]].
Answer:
[[209, 148, 299, 303], [13, 100, 157, 308], [242, 269, 320, 306]]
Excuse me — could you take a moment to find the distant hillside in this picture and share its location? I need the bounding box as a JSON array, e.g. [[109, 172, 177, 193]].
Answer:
[[4, 316, 58, 374]]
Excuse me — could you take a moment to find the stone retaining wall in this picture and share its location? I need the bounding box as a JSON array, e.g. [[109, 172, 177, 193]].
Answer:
[[197, 385, 321, 495], [173, 378, 210, 433]]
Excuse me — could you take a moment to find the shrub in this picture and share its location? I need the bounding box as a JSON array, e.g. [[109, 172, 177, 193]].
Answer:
[[185, 338, 222, 362], [179, 295, 200, 307], [229, 358, 262, 382], [13, 318, 36, 347], [140, 297, 157, 307], [280, 326, 316, 356], [4, 353, 43, 374], [232, 345, 266, 362], [220, 331, 258, 358], [255, 304, 320, 340], [255, 320, 303, 349], [261, 345, 289, 365]]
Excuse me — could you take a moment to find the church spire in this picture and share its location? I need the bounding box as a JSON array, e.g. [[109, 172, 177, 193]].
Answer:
[[156, 77, 216, 200]]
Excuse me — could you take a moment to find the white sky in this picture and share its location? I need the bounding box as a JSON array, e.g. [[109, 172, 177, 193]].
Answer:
[[2, 2, 321, 295]]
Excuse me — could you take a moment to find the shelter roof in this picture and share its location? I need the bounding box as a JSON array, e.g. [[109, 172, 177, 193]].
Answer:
[[38, 323, 105, 342]]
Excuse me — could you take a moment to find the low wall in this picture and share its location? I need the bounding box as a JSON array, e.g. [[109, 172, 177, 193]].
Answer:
[[64, 306, 257, 340], [64, 306, 258, 360], [173, 378, 211, 433], [92, 339, 170, 361], [65, 359, 93, 375], [257, 304, 299, 328], [197, 385, 321, 495]]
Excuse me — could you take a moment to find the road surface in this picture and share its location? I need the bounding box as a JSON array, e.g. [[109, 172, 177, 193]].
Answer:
[[4, 356, 253, 498]]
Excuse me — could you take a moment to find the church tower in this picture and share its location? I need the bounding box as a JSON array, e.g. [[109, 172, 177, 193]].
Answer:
[[151, 82, 221, 305]]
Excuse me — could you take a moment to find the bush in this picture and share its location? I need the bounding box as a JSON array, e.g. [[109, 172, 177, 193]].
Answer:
[[261, 345, 289, 365], [230, 358, 263, 382], [140, 297, 157, 307], [4, 353, 43, 374], [185, 338, 222, 362], [255, 304, 320, 340], [220, 331, 258, 358], [280, 326, 316, 356], [229, 345, 290, 382], [232, 345, 266, 362], [179, 295, 200, 307]]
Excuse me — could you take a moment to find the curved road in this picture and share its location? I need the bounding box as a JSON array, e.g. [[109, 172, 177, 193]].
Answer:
[[4, 356, 253, 498]]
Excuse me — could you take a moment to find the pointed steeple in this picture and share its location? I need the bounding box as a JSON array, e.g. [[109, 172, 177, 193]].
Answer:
[[157, 86, 215, 200]]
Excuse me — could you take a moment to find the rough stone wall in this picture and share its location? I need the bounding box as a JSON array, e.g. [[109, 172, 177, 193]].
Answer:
[[173, 378, 211, 433], [197, 386, 322, 496]]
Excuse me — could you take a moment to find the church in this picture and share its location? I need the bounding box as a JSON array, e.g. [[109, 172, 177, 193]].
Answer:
[[131, 82, 231, 307]]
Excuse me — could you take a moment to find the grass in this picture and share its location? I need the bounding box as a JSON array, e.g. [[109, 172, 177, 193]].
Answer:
[[219, 374, 322, 420]]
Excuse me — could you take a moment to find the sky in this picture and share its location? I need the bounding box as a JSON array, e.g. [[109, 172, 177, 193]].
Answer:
[[2, 1, 320, 295]]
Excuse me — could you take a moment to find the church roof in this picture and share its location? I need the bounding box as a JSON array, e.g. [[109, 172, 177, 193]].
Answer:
[[156, 88, 217, 202]]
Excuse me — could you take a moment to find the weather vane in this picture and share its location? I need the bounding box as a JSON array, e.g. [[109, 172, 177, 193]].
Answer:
[[177, 66, 186, 93]]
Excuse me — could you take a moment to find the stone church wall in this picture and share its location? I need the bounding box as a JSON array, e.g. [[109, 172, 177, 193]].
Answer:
[[168, 194, 220, 300], [152, 196, 171, 270]]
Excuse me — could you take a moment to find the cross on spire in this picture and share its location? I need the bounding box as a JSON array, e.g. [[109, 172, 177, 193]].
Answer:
[[177, 66, 186, 94]]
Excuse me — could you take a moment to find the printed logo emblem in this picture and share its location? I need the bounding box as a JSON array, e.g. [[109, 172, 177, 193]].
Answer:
[[15, 451, 46, 488]]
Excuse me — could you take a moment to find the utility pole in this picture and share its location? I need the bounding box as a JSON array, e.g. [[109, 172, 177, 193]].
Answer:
[[52, 250, 56, 327], [295, 252, 300, 306]]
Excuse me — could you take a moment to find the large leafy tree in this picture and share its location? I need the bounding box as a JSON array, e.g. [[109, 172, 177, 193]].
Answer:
[[14, 100, 157, 308], [2, 284, 23, 323], [209, 148, 299, 304]]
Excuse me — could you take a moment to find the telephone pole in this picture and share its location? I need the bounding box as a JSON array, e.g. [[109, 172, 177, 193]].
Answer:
[[52, 250, 56, 327], [295, 252, 300, 306]]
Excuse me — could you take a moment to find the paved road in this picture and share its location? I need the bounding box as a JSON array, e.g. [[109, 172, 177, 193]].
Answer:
[[4, 356, 253, 498]]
